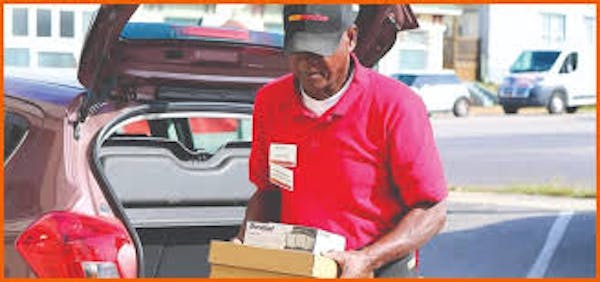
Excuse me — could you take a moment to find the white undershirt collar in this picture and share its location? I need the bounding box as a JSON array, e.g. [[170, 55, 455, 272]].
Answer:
[[300, 66, 354, 117]]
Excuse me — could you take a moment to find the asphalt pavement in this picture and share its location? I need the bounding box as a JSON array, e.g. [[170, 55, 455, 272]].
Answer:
[[430, 112, 596, 189], [421, 192, 596, 277]]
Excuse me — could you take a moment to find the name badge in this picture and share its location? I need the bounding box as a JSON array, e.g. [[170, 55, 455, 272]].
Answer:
[[269, 163, 294, 191], [269, 143, 297, 168]]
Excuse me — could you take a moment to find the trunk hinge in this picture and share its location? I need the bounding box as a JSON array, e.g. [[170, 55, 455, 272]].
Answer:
[[72, 75, 117, 140]]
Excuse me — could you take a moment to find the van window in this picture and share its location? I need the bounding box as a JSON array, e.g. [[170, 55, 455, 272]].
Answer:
[[510, 51, 560, 73], [559, 52, 578, 73]]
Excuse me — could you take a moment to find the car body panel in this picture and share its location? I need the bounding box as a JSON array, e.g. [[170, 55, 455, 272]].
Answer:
[[4, 76, 139, 278], [392, 71, 471, 114]]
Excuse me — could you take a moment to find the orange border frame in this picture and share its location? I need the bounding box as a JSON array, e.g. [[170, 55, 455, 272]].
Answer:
[[1, 1, 598, 281]]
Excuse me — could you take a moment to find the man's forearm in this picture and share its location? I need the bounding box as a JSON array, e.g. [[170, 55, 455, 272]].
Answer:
[[236, 189, 281, 240], [361, 200, 447, 270]]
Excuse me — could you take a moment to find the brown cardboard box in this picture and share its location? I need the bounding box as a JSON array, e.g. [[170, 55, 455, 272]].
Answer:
[[208, 240, 339, 278]]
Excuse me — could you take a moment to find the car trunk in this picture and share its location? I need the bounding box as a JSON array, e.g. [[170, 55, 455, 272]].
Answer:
[[91, 100, 256, 277], [78, 5, 419, 277]]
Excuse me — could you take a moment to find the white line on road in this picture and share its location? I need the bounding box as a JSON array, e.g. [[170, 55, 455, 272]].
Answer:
[[526, 211, 574, 278]]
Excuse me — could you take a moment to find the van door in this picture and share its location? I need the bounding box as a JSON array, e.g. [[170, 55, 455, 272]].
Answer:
[[556, 52, 592, 106]]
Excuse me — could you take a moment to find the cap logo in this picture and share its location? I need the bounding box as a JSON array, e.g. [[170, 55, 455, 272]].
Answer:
[[288, 14, 329, 22]]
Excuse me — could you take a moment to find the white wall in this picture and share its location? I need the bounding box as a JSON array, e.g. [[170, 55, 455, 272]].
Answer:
[[377, 22, 447, 75], [482, 4, 596, 83]]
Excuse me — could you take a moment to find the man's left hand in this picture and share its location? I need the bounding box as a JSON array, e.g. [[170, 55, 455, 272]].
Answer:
[[323, 250, 376, 278]]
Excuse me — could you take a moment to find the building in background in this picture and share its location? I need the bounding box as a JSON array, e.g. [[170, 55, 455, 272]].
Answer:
[[377, 5, 464, 76], [4, 4, 99, 72], [443, 5, 481, 82], [477, 4, 596, 83], [6, 4, 594, 86]]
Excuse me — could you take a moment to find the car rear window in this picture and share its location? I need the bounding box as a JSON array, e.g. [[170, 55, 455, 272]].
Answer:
[[4, 112, 29, 162], [123, 4, 285, 47], [113, 114, 252, 155]]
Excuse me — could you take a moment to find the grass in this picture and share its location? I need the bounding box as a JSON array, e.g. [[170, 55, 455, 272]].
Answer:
[[578, 105, 597, 113], [477, 82, 500, 94], [449, 184, 596, 199]]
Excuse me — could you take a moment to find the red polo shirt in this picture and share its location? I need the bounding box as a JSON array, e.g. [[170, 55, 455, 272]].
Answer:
[[249, 54, 447, 250]]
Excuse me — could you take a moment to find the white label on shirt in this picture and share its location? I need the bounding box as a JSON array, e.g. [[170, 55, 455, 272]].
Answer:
[[269, 163, 294, 191], [269, 143, 297, 168]]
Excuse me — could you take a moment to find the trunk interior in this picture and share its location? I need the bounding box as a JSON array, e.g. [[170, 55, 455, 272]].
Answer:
[[137, 226, 238, 277], [94, 101, 255, 277]]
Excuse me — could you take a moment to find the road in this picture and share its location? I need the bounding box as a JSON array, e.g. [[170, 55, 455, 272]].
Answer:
[[421, 192, 596, 277], [431, 112, 596, 189]]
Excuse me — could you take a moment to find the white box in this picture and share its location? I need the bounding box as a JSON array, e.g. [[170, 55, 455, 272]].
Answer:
[[243, 221, 346, 255]]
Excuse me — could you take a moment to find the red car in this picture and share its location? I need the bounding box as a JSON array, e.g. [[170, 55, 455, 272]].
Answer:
[[4, 4, 416, 278]]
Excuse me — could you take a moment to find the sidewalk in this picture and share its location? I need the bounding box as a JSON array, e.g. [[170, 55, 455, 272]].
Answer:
[[431, 106, 596, 118], [448, 191, 596, 211]]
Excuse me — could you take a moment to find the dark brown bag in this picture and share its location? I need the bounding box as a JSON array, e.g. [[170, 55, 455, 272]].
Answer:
[[355, 5, 419, 68]]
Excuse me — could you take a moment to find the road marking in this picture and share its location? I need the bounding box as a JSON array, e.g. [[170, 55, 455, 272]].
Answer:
[[526, 211, 574, 278]]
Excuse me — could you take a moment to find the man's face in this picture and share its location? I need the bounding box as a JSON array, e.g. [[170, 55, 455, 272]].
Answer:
[[288, 27, 357, 99]]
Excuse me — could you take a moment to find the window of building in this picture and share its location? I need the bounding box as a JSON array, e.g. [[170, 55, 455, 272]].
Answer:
[[4, 48, 30, 67], [541, 13, 566, 44], [584, 16, 596, 45], [37, 9, 52, 37], [38, 52, 76, 68], [60, 11, 75, 37], [5, 112, 30, 162], [12, 8, 28, 36], [82, 11, 96, 34], [399, 49, 428, 70]]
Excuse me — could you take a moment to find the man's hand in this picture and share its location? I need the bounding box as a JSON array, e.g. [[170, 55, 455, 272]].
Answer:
[[323, 250, 375, 278]]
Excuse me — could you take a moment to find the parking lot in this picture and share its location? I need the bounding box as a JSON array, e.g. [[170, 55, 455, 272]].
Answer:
[[420, 110, 596, 278], [422, 192, 595, 277], [431, 111, 596, 189]]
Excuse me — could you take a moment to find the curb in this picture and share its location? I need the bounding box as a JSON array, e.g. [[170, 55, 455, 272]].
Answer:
[[447, 191, 596, 211]]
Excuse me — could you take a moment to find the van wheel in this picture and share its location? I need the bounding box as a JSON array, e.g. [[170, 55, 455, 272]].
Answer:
[[453, 98, 470, 117], [566, 106, 578, 114], [547, 92, 566, 114], [502, 105, 518, 114]]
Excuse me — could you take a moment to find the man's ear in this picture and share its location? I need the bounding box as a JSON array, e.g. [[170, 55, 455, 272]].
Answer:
[[346, 25, 358, 52]]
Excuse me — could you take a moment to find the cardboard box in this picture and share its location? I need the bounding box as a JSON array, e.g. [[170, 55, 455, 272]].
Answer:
[[208, 240, 339, 278], [243, 221, 346, 254]]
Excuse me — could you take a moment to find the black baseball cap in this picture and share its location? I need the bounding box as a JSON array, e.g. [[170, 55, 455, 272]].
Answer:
[[283, 5, 357, 56]]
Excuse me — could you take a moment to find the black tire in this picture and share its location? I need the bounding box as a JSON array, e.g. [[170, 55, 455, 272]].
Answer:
[[502, 105, 518, 114], [452, 98, 470, 117], [547, 92, 566, 114], [566, 106, 578, 114]]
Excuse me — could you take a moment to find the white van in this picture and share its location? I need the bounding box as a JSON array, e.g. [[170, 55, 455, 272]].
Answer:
[[498, 49, 596, 114]]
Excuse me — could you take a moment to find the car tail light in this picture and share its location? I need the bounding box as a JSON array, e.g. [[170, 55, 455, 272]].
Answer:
[[15, 211, 137, 278]]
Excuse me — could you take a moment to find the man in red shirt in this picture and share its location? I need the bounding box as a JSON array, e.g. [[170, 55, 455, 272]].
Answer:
[[234, 5, 447, 278]]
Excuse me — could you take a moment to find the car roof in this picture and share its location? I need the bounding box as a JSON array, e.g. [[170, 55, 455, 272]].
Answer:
[[392, 69, 457, 76], [5, 72, 84, 107]]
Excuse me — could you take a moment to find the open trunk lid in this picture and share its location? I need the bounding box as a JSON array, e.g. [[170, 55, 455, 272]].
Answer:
[[77, 4, 418, 106]]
